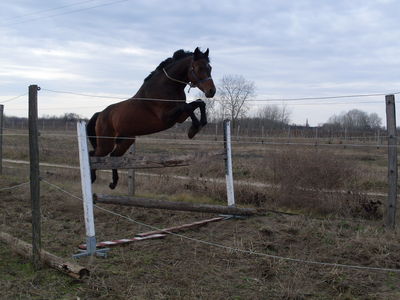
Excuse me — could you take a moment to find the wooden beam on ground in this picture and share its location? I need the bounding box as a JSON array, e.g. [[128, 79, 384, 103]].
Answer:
[[0, 232, 89, 280], [94, 194, 264, 216], [136, 216, 225, 237]]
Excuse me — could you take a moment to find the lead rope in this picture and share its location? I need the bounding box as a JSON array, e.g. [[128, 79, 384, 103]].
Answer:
[[163, 68, 195, 93]]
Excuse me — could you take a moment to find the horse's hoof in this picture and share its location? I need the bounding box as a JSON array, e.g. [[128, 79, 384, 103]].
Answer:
[[188, 125, 200, 139], [109, 183, 116, 190]]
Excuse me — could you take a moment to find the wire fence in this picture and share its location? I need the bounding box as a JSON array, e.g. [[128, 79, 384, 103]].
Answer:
[[39, 178, 400, 274], [40, 88, 400, 103], [0, 180, 30, 192], [0, 131, 395, 149], [1, 87, 399, 280]]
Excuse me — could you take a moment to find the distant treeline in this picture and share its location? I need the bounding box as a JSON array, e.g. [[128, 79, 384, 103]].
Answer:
[[3, 110, 385, 140]]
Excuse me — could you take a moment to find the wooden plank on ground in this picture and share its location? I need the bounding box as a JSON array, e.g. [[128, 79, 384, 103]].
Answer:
[[78, 233, 166, 249], [136, 216, 225, 237]]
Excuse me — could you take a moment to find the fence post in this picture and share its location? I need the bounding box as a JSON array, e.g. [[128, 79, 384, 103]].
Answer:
[[127, 143, 136, 196], [29, 85, 41, 269], [74, 121, 109, 258], [224, 120, 235, 207], [385, 95, 397, 229], [0, 104, 3, 175]]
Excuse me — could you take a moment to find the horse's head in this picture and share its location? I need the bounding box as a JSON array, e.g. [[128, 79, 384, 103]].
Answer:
[[189, 47, 216, 98]]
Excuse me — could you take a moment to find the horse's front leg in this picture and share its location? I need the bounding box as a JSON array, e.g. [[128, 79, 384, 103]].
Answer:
[[164, 100, 207, 139], [196, 99, 207, 127], [187, 99, 207, 139]]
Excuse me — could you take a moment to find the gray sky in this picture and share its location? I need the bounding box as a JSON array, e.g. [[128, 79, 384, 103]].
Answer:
[[1, 0, 399, 125]]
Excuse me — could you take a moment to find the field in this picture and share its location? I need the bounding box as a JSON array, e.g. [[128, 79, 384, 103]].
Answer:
[[1, 127, 400, 300]]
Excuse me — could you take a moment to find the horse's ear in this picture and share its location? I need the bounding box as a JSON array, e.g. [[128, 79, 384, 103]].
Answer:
[[194, 47, 201, 60], [204, 48, 209, 57]]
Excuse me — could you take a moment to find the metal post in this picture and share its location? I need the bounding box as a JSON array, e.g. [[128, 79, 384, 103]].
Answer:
[[29, 85, 41, 269], [128, 143, 136, 196], [74, 121, 109, 257], [385, 95, 397, 229], [223, 120, 235, 207], [0, 104, 3, 175]]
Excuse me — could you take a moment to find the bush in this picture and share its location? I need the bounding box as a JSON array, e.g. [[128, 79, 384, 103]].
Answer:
[[266, 148, 381, 218]]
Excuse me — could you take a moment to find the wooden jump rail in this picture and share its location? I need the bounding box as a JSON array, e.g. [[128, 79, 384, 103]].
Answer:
[[90, 152, 223, 170], [90, 155, 190, 170], [94, 194, 264, 216]]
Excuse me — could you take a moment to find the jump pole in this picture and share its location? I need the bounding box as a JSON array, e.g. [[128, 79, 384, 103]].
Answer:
[[74, 121, 109, 258], [224, 119, 235, 207]]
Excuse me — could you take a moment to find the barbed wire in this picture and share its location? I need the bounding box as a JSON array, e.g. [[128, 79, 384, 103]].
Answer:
[[0, 131, 391, 149], [0, 181, 30, 192], [3, 0, 131, 27], [246, 92, 400, 102], [40, 178, 400, 274], [5, 130, 385, 141], [41, 87, 399, 104], [3, 0, 101, 23], [0, 93, 28, 104], [42, 89, 183, 102]]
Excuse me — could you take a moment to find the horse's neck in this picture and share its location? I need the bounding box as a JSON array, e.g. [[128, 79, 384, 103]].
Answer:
[[136, 57, 191, 99]]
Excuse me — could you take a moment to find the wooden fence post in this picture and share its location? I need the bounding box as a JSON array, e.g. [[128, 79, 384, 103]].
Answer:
[[0, 104, 3, 175], [127, 143, 136, 196], [385, 94, 397, 229], [29, 85, 41, 269]]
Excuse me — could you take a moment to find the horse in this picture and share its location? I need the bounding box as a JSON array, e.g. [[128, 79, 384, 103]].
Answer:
[[86, 47, 216, 189]]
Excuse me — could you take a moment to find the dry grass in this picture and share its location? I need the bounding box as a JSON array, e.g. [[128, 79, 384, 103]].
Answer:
[[1, 129, 399, 299]]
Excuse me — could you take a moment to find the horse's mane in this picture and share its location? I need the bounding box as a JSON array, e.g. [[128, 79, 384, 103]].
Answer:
[[144, 49, 202, 82]]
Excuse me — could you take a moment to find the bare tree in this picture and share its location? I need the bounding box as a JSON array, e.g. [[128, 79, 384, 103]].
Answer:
[[217, 75, 255, 127], [326, 109, 382, 129], [257, 104, 291, 128]]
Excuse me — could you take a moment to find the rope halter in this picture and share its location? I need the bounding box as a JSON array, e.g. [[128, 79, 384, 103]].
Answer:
[[163, 66, 213, 93]]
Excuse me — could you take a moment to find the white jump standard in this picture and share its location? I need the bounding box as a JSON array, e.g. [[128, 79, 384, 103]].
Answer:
[[74, 119, 250, 257]]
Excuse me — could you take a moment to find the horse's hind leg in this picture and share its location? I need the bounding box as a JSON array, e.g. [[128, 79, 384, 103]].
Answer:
[[108, 137, 135, 190], [89, 150, 100, 183], [92, 137, 115, 184]]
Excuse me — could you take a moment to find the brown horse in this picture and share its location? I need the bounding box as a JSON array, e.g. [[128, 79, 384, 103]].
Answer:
[[87, 47, 216, 189]]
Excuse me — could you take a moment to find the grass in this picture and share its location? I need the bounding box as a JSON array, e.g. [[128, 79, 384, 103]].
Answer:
[[1, 129, 400, 299]]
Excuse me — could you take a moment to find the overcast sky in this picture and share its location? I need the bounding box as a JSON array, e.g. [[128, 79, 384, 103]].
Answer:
[[1, 0, 399, 125]]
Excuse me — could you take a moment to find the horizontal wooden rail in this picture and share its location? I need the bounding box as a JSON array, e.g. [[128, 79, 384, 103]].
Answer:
[[89, 151, 224, 170], [93, 194, 264, 216], [90, 155, 190, 170]]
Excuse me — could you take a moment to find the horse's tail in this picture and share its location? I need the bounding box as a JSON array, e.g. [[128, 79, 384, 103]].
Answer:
[[87, 112, 100, 152]]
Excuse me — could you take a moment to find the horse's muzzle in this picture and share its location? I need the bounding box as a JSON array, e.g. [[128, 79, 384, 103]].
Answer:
[[205, 87, 216, 98]]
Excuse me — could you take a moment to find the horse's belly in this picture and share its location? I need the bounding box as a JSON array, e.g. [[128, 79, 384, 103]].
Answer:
[[117, 113, 172, 136]]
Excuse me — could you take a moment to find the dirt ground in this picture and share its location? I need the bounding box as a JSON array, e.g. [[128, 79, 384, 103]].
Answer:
[[1, 130, 400, 299]]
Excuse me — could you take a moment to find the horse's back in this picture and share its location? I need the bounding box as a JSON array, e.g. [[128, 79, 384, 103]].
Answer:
[[97, 98, 173, 137]]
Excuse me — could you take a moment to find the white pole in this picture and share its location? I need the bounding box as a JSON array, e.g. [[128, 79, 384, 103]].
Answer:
[[224, 120, 235, 207], [75, 121, 108, 257]]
